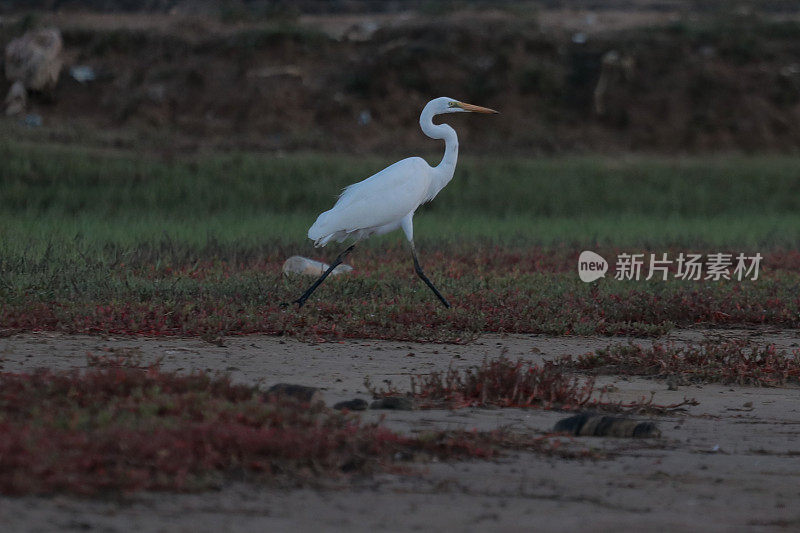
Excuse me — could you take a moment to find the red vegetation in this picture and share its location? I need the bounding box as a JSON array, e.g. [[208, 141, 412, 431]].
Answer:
[[0, 357, 504, 496], [3, 247, 800, 341], [408, 358, 595, 410], [370, 356, 695, 413], [574, 339, 800, 386]]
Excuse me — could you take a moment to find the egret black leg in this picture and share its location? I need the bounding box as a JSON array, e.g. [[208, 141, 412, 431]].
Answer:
[[410, 242, 451, 308], [290, 244, 356, 308]]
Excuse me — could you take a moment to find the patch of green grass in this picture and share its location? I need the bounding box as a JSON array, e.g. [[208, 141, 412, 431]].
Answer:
[[2, 140, 799, 248], [5, 141, 800, 217], [2, 141, 798, 340], [2, 212, 798, 259]]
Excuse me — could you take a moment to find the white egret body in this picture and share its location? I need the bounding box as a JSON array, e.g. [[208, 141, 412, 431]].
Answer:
[[292, 97, 498, 308]]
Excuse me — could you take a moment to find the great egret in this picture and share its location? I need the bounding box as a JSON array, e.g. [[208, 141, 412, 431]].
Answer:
[[291, 96, 498, 308]]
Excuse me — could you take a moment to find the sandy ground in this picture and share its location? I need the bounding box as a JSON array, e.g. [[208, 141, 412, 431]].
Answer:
[[1, 329, 799, 532]]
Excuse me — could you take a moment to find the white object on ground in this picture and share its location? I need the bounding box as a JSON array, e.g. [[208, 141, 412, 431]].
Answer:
[[282, 256, 353, 277], [69, 65, 96, 83]]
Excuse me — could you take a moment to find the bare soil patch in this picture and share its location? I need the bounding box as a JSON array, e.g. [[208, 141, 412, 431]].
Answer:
[[1, 328, 799, 531], [6, 6, 800, 153]]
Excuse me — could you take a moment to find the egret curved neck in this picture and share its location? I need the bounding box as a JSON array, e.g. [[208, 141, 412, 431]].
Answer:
[[420, 109, 459, 187]]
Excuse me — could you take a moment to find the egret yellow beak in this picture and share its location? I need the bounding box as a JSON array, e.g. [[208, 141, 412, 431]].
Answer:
[[456, 102, 499, 114]]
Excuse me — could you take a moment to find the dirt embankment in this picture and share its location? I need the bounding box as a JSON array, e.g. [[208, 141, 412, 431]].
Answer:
[[4, 6, 800, 154]]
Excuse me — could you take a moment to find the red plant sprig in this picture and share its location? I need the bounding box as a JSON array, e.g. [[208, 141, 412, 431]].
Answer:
[[368, 356, 696, 413], [573, 339, 800, 386], [409, 358, 595, 410]]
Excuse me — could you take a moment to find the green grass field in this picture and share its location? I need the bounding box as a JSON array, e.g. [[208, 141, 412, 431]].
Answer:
[[3, 140, 800, 250], [2, 140, 799, 339]]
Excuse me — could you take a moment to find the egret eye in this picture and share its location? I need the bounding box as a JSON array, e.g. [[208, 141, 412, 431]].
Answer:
[[448, 101, 457, 108]]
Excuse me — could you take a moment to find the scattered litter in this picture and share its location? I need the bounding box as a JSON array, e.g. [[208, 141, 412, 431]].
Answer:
[[21, 113, 42, 127], [282, 255, 353, 277], [69, 65, 96, 83]]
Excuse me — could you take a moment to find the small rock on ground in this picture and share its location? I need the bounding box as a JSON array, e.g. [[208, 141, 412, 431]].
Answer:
[[265, 383, 323, 405], [333, 398, 369, 411], [370, 397, 414, 410], [554, 413, 661, 438]]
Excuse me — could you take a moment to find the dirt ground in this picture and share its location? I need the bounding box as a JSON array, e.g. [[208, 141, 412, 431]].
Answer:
[[7, 4, 800, 154], [0, 329, 799, 532]]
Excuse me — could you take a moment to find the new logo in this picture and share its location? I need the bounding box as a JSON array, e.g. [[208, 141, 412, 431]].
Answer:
[[578, 251, 608, 283]]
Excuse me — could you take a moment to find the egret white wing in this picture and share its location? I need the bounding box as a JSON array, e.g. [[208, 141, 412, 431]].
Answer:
[[308, 157, 431, 243]]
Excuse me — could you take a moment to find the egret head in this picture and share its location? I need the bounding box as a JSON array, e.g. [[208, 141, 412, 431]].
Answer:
[[426, 97, 499, 115]]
